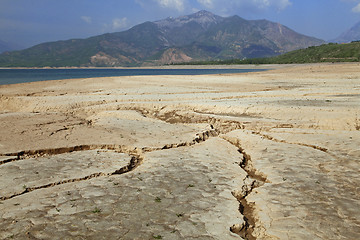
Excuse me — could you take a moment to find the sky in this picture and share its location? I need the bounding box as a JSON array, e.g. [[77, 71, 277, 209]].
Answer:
[[1, 0, 360, 49]]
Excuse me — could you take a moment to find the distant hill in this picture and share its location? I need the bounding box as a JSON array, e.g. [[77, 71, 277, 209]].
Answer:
[[333, 21, 360, 43], [187, 42, 360, 65], [267, 42, 360, 63], [0, 10, 325, 67]]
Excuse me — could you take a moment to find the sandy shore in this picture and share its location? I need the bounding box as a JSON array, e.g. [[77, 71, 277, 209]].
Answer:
[[0, 63, 359, 239]]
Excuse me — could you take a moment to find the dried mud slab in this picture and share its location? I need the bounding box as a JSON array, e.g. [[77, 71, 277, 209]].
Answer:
[[0, 150, 131, 199], [0, 63, 359, 239], [0, 139, 246, 239]]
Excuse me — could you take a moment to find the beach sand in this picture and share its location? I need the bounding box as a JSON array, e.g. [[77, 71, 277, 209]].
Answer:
[[0, 63, 359, 239]]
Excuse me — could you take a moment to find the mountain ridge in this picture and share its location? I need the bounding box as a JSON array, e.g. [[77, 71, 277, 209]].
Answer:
[[155, 10, 223, 30], [0, 10, 325, 67], [333, 21, 360, 43]]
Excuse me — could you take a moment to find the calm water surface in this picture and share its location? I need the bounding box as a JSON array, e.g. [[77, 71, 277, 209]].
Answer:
[[0, 68, 265, 85]]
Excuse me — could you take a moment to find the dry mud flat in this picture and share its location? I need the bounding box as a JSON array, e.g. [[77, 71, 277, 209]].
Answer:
[[0, 63, 359, 239]]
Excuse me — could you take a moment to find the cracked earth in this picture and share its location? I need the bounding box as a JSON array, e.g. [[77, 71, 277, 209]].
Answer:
[[0, 63, 359, 239]]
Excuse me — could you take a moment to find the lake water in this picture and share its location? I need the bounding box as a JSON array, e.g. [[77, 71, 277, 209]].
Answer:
[[0, 68, 265, 85]]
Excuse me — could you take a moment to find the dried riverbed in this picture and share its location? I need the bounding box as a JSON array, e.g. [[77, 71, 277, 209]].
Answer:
[[0, 63, 359, 239]]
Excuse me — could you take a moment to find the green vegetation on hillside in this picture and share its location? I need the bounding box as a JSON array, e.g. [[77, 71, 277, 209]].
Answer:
[[177, 42, 360, 65]]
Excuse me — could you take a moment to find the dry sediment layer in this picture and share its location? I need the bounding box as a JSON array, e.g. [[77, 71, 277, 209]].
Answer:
[[0, 63, 359, 239]]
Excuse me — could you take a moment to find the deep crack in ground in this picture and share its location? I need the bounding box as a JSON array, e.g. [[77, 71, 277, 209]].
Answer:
[[221, 136, 268, 240]]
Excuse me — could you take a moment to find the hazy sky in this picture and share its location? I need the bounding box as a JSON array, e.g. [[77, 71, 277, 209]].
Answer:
[[1, 0, 360, 48]]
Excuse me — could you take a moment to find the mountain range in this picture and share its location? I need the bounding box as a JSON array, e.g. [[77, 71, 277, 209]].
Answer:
[[0, 10, 325, 67]]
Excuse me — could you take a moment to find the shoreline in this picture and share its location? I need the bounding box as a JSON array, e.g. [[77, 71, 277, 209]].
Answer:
[[0, 67, 270, 86], [0, 62, 357, 70], [0, 63, 321, 70]]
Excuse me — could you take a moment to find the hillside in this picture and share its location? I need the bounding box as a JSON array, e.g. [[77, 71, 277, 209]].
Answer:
[[267, 42, 360, 63], [186, 42, 360, 65], [0, 10, 324, 67]]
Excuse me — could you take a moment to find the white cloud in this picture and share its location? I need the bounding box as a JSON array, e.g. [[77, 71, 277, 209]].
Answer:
[[197, 0, 214, 9], [112, 17, 128, 30], [253, 0, 270, 9], [81, 16, 92, 24], [197, 0, 291, 12], [272, 0, 292, 10], [154, 0, 186, 11], [352, 2, 360, 12], [136, 0, 291, 14], [341, 0, 360, 13], [134, 0, 145, 7]]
